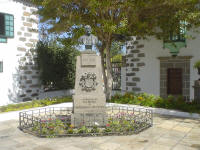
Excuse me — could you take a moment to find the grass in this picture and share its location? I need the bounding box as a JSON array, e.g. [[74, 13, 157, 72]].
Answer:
[[1, 92, 200, 115], [0, 97, 72, 113]]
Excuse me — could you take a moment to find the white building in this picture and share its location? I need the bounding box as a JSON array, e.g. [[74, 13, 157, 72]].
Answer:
[[1, 0, 199, 105], [0, 0, 40, 106], [122, 30, 200, 100]]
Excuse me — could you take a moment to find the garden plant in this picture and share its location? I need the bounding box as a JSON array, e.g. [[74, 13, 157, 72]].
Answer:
[[19, 107, 153, 138], [1, 93, 200, 114], [111, 92, 200, 114]]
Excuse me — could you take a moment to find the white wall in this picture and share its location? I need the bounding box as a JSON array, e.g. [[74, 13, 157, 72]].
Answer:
[[0, 0, 38, 106], [136, 32, 200, 99]]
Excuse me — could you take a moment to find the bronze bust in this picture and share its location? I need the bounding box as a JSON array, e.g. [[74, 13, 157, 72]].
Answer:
[[78, 25, 98, 50]]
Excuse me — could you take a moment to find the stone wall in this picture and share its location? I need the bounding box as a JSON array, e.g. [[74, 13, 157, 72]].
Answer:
[[125, 36, 146, 93], [16, 6, 41, 102]]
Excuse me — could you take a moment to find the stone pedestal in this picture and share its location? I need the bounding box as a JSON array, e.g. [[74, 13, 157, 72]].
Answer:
[[193, 80, 200, 103], [71, 51, 106, 127]]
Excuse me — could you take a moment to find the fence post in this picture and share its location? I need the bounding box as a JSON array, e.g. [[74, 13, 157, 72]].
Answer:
[[19, 112, 22, 130]]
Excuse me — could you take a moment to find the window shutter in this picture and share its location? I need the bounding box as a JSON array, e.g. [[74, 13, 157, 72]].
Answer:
[[0, 61, 3, 73], [0, 13, 5, 36], [0, 37, 7, 43], [4, 14, 14, 38]]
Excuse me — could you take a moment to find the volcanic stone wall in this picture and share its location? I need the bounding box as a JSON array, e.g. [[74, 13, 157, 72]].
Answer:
[[125, 36, 146, 93], [16, 6, 41, 101]]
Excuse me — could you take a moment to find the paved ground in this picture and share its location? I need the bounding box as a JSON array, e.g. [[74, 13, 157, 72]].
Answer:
[[0, 114, 200, 150]]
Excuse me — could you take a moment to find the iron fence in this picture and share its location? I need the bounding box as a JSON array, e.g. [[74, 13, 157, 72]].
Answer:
[[112, 62, 122, 90], [19, 106, 153, 137]]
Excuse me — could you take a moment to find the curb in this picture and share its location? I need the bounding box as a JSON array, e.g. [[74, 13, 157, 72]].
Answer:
[[107, 103, 200, 119], [0, 103, 73, 122], [0, 102, 200, 122]]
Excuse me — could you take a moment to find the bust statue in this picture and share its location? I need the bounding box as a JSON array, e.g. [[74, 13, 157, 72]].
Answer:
[[78, 25, 98, 50]]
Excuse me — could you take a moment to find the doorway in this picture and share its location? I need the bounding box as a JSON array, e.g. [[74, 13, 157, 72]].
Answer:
[[167, 68, 182, 95]]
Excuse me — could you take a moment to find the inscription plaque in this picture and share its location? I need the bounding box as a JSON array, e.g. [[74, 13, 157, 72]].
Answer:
[[81, 55, 96, 66], [82, 98, 97, 105]]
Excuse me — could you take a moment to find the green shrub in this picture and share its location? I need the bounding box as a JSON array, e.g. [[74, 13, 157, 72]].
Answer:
[[90, 126, 100, 133], [111, 92, 200, 114], [111, 54, 122, 63], [36, 41, 80, 90], [194, 60, 200, 68], [31, 115, 137, 137], [77, 126, 89, 134]]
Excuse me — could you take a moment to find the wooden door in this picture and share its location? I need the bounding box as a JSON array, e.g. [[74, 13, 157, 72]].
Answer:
[[167, 68, 182, 95]]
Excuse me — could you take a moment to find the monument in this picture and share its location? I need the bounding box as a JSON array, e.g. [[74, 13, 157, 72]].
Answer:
[[71, 25, 107, 127]]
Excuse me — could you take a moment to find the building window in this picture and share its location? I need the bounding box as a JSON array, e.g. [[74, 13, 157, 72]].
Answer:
[[164, 21, 187, 43], [0, 13, 14, 43], [0, 37, 7, 43], [0, 61, 3, 73], [163, 21, 187, 56]]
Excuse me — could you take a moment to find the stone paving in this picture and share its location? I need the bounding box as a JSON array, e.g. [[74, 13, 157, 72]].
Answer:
[[0, 114, 200, 150]]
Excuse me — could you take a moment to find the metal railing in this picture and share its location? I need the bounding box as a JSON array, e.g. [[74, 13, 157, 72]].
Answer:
[[19, 106, 153, 137]]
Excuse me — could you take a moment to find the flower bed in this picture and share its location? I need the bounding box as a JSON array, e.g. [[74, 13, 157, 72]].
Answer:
[[19, 106, 153, 137], [111, 93, 200, 114]]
